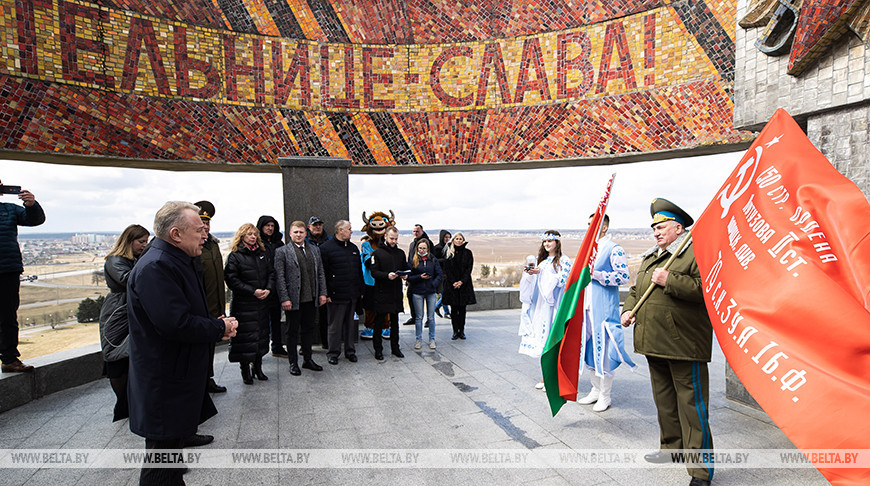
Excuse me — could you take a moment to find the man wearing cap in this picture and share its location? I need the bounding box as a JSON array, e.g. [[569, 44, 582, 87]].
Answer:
[[305, 216, 331, 247], [305, 216, 331, 349], [621, 198, 714, 486], [194, 200, 227, 394]]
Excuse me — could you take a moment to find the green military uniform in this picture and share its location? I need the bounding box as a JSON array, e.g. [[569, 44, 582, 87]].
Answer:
[[195, 200, 226, 385], [199, 235, 226, 319], [623, 199, 714, 484]]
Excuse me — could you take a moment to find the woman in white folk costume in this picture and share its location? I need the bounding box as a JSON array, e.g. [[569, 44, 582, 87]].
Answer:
[[579, 214, 636, 411], [518, 230, 571, 389]]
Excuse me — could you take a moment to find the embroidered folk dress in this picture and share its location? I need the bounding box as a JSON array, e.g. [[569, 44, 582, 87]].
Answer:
[[581, 236, 637, 376], [518, 255, 571, 357]]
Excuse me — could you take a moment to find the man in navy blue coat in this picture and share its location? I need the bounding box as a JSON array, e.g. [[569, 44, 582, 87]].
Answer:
[[127, 201, 237, 485], [0, 180, 45, 373]]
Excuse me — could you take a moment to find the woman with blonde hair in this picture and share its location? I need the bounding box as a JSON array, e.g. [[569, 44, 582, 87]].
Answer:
[[224, 223, 274, 384], [99, 224, 150, 421], [518, 230, 571, 389], [442, 233, 476, 340]]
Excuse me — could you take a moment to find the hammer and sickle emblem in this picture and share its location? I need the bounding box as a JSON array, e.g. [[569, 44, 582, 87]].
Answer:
[[716, 146, 762, 219], [755, 0, 800, 56]]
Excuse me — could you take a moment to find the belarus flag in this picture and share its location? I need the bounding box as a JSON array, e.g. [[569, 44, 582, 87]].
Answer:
[[541, 173, 614, 416]]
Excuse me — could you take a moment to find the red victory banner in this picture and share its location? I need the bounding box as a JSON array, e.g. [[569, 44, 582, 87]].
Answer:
[[542, 173, 614, 416], [693, 108, 870, 486]]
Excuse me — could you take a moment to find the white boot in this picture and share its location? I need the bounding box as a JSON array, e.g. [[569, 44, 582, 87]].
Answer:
[[578, 374, 600, 404], [593, 376, 613, 412]]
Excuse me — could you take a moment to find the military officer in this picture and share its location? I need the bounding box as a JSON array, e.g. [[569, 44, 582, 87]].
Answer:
[[621, 198, 714, 486], [195, 200, 228, 394]]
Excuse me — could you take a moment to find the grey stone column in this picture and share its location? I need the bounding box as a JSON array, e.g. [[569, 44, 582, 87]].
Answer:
[[277, 157, 352, 241], [807, 106, 870, 202]]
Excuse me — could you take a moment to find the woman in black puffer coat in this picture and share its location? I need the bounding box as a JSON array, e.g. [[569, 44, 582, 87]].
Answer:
[[224, 223, 275, 384], [442, 232, 476, 340], [99, 224, 149, 421]]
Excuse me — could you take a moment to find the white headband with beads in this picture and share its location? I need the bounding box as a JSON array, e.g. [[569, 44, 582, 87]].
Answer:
[[540, 232, 560, 241]]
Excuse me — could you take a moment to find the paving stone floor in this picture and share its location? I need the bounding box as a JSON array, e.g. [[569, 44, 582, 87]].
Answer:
[[0, 309, 828, 485]]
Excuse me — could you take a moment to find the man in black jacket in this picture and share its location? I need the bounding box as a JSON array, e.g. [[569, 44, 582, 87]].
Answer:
[[319, 220, 364, 364], [367, 226, 408, 360], [306, 216, 331, 349], [0, 180, 45, 373], [257, 215, 286, 358]]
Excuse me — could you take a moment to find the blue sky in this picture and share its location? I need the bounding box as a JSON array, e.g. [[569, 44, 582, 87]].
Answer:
[[2, 151, 742, 234]]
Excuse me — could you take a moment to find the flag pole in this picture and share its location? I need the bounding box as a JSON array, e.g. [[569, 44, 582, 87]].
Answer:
[[626, 230, 693, 320]]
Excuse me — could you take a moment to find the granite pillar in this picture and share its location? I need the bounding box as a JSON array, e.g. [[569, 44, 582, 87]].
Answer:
[[277, 157, 352, 238]]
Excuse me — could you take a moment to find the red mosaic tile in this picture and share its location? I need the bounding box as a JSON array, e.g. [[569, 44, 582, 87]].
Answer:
[[0, 0, 750, 168]]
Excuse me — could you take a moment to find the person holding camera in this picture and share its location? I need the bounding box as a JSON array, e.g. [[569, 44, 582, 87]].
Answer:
[[407, 239, 443, 350], [0, 180, 45, 373], [518, 230, 571, 389]]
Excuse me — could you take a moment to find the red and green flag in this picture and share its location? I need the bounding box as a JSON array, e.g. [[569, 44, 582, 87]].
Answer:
[[542, 174, 615, 416]]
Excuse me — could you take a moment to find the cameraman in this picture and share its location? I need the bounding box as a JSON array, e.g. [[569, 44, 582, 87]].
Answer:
[[0, 180, 45, 373]]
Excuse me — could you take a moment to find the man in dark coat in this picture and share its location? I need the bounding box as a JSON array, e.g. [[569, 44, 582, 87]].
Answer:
[[194, 200, 227, 393], [367, 226, 409, 360], [0, 180, 45, 373], [127, 201, 237, 485], [305, 215, 331, 247], [403, 224, 433, 325], [621, 198, 714, 486], [257, 215, 286, 357], [306, 216, 331, 349], [275, 220, 327, 375], [318, 220, 364, 364]]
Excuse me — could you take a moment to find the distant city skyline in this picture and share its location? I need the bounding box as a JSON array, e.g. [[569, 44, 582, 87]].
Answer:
[[4, 151, 743, 234]]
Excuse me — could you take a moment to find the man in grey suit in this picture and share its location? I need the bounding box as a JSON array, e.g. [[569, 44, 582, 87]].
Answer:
[[275, 220, 327, 375]]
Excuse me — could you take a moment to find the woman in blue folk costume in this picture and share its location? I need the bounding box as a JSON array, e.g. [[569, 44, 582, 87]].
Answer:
[[579, 214, 636, 411], [518, 230, 571, 390]]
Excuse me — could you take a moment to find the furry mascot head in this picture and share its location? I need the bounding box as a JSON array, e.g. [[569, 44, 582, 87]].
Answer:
[[359, 210, 397, 331], [361, 210, 396, 250]]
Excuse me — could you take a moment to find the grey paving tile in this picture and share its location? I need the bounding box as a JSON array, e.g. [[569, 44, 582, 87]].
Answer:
[[0, 310, 833, 485]]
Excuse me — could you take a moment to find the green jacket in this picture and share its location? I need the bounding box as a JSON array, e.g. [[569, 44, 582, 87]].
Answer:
[[199, 235, 226, 318], [623, 234, 712, 362]]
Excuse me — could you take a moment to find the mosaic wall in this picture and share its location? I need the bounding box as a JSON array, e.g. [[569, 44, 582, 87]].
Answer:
[[0, 0, 749, 169]]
